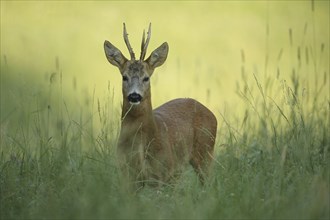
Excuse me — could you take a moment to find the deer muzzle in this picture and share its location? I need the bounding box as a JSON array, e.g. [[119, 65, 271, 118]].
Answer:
[[128, 92, 142, 104]]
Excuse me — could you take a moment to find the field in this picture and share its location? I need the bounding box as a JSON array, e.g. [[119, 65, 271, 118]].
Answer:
[[1, 1, 329, 219]]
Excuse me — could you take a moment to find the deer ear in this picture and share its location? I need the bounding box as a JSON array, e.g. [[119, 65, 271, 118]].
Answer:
[[146, 42, 169, 69], [104, 40, 128, 69]]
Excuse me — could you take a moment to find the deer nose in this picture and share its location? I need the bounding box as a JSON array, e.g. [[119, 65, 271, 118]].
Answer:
[[128, 92, 142, 103]]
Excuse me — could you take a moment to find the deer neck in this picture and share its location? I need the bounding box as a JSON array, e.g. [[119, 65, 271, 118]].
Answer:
[[121, 92, 156, 133]]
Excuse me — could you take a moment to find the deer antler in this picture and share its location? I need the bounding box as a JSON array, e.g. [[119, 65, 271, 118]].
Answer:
[[140, 23, 151, 61], [123, 23, 135, 60]]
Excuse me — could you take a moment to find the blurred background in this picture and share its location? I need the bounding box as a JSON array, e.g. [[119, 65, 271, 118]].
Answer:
[[1, 1, 329, 126], [1, 2, 329, 219]]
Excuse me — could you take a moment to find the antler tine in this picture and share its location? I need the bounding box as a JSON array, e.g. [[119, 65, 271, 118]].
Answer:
[[140, 29, 146, 60], [123, 23, 135, 60], [140, 23, 151, 61]]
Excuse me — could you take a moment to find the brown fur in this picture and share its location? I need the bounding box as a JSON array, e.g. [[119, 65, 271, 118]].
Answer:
[[104, 24, 217, 187]]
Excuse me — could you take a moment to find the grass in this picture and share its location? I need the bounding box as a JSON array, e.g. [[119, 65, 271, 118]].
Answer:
[[1, 2, 329, 219], [1, 53, 329, 219]]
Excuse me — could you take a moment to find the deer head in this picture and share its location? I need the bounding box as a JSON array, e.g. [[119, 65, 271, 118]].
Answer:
[[104, 23, 169, 105]]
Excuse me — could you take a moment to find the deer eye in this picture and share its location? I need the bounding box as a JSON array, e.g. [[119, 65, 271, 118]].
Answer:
[[122, 76, 128, 81], [143, 77, 149, 82]]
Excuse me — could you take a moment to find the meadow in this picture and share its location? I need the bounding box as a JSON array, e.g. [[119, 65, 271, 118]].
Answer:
[[1, 1, 329, 219]]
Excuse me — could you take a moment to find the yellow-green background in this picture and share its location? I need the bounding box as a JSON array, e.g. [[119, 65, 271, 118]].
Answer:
[[1, 2, 329, 219], [1, 1, 329, 118]]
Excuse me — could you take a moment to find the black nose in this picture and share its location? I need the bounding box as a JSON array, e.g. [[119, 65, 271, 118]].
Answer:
[[128, 92, 142, 103]]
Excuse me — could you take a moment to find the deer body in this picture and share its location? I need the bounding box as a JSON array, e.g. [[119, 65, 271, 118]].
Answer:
[[104, 23, 217, 187]]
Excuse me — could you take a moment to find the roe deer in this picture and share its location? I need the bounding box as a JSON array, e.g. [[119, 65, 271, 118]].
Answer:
[[104, 23, 217, 188]]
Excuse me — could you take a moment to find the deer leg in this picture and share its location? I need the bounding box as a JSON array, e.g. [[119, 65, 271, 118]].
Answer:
[[190, 157, 206, 184], [190, 127, 215, 184]]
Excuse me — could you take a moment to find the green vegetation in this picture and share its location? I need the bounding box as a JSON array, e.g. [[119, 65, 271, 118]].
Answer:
[[1, 1, 329, 219], [1, 51, 328, 219]]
